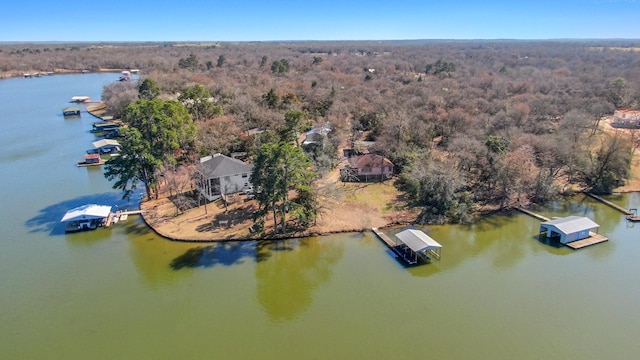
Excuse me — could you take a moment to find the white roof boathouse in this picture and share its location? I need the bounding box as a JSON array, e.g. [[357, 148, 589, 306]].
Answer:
[[372, 227, 442, 266], [539, 216, 608, 249], [395, 229, 442, 264], [61, 204, 112, 232]]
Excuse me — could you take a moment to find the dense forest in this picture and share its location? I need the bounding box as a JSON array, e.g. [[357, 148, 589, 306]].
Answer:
[[2, 40, 639, 225]]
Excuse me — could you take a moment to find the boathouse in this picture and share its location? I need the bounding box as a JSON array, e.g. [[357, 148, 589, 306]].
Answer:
[[62, 107, 81, 116], [539, 216, 600, 244], [61, 204, 112, 232], [92, 139, 121, 154], [70, 96, 91, 103], [395, 229, 442, 264], [77, 153, 104, 167]]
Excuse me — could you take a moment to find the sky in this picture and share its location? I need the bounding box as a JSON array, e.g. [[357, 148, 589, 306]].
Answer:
[[3, 0, 639, 42]]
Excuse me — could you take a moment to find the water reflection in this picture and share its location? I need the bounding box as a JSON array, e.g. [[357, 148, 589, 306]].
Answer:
[[170, 241, 257, 269], [405, 209, 578, 277], [126, 222, 195, 288], [255, 238, 344, 321]]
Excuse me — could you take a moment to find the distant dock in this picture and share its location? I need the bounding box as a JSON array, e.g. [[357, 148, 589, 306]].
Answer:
[[513, 207, 550, 221], [584, 192, 632, 215]]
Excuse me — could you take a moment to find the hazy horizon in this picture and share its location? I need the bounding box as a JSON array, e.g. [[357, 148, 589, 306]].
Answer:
[[3, 0, 640, 42]]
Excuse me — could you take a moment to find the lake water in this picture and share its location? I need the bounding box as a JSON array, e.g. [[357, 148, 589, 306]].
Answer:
[[1, 73, 639, 359]]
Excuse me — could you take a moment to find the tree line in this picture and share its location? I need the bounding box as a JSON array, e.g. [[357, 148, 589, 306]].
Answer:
[[4, 40, 639, 226]]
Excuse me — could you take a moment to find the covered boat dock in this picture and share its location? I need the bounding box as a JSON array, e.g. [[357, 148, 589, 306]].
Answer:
[[395, 229, 442, 264], [539, 216, 608, 249], [92, 139, 121, 155], [62, 106, 81, 116], [372, 228, 442, 265], [61, 204, 112, 232]]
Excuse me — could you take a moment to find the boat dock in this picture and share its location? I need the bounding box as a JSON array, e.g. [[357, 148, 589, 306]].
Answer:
[[104, 210, 144, 227], [584, 192, 632, 215], [62, 106, 81, 116], [565, 232, 609, 249], [513, 207, 550, 221], [372, 227, 397, 247], [371, 227, 420, 265]]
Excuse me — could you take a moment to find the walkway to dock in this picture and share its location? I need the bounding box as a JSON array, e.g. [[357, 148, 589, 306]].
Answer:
[[584, 192, 632, 215], [105, 210, 144, 227], [566, 232, 609, 249], [372, 227, 397, 247], [513, 207, 550, 222], [371, 228, 419, 265]]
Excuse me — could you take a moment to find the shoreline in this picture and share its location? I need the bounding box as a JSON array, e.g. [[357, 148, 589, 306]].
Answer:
[[0, 68, 126, 80], [138, 181, 420, 243], [138, 189, 640, 243]]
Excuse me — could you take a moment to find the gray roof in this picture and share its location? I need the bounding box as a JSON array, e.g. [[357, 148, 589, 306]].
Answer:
[[395, 229, 442, 253], [197, 154, 252, 179], [93, 139, 120, 148], [541, 216, 599, 235]]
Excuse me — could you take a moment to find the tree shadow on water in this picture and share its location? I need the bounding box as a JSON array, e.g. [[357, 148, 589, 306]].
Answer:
[[170, 241, 258, 270], [25, 191, 141, 236], [170, 239, 303, 270]]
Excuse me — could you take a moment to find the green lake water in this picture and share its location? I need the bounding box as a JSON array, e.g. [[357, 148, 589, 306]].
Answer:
[[1, 73, 639, 359]]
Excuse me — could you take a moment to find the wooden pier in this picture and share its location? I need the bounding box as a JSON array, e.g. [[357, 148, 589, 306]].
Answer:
[[104, 210, 144, 227], [513, 207, 550, 221], [626, 209, 640, 222], [371, 228, 418, 265], [372, 227, 397, 248], [584, 192, 632, 215], [565, 232, 609, 249]]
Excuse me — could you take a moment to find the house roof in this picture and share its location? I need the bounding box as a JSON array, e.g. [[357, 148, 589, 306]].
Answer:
[[348, 154, 393, 169], [197, 154, 253, 179], [61, 204, 112, 222], [395, 229, 442, 253], [303, 132, 325, 145], [541, 216, 599, 235], [92, 139, 120, 149]]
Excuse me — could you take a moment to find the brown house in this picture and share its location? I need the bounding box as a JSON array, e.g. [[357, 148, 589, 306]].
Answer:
[[340, 154, 394, 182]]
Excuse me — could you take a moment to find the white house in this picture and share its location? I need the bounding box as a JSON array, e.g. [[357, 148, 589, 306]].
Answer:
[[195, 154, 253, 201], [539, 216, 600, 244], [302, 123, 332, 146]]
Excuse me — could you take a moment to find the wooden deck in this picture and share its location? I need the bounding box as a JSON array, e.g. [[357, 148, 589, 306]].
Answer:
[[372, 227, 396, 247], [565, 232, 609, 249], [104, 210, 144, 227]]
